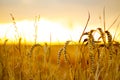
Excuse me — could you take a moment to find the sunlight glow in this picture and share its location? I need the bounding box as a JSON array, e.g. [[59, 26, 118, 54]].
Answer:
[[0, 18, 83, 43], [0, 18, 118, 44]]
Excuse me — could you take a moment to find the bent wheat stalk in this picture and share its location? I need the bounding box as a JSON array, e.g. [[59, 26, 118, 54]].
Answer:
[[88, 30, 96, 74], [105, 31, 113, 65], [28, 43, 42, 79], [28, 44, 42, 57], [63, 41, 71, 66], [97, 28, 106, 45], [57, 48, 63, 65]]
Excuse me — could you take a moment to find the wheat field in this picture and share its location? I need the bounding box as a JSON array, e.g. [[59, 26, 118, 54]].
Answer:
[[0, 12, 120, 80], [0, 27, 120, 80]]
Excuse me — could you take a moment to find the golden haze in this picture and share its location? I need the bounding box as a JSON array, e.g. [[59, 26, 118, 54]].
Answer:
[[0, 17, 120, 44]]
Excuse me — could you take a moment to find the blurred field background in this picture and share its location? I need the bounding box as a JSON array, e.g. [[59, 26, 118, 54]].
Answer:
[[0, 36, 120, 80]]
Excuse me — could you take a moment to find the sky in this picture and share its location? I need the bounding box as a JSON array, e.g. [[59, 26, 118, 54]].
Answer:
[[0, 0, 120, 43], [0, 0, 120, 24]]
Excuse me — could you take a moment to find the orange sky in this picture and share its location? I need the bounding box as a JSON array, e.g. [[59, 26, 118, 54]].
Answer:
[[0, 0, 119, 24], [0, 0, 120, 43]]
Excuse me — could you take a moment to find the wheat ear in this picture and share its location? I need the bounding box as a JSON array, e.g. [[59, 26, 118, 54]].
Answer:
[[88, 30, 96, 74], [57, 48, 63, 65], [97, 28, 106, 44], [105, 31, 113, 64], [28, 44, 42, 57], [63, 41, 71, 66]]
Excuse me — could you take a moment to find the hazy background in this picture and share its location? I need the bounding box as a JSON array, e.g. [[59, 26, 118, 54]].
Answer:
[[0, 0, 120, 25], [0, 0, 120, 42]]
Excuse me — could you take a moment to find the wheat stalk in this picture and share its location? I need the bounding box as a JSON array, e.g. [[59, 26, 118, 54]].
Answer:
[[34, 15, 40, 44], [43, 43, 50, 65], [10, 13, 19, 39], [103, 7, 106, 31], [105, 31, 112, 46], [88, 30, 96, 74], [18, 38, 22, 54], [57, 48, 63, 65], [79, 11, 90, 43], [113, 22, 120, 41], [28, 43, 42, 79], [107, 15, 120, 30], [28, 44, 42, 57], [97, 28, 106, 44], [105, 31, 113, 64], [63, 41, 71, 66]]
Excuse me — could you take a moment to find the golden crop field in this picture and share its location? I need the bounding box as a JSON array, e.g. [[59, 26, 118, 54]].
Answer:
[[0, 26, 120, 80], [0, 4, 120, 79]]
